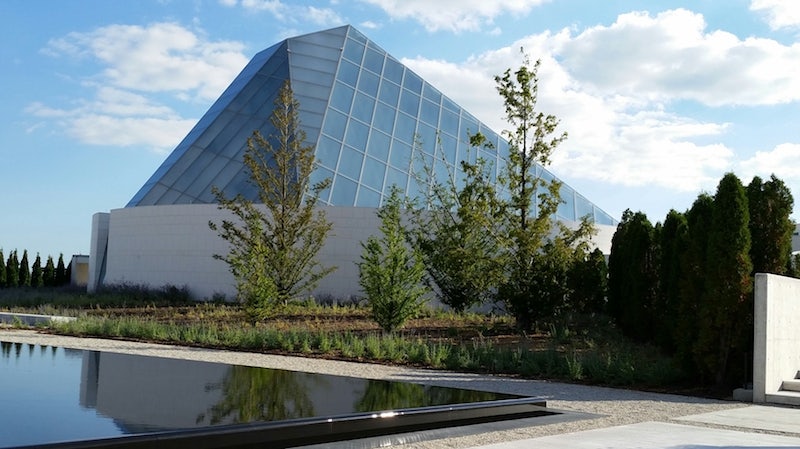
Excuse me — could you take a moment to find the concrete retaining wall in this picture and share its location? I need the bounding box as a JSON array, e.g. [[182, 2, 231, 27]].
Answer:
[[753, 273, 800, 402]]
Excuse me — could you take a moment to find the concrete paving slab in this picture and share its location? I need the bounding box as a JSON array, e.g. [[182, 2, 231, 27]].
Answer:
[[675, 404, 800, 434], [471, 421, 800, 449]]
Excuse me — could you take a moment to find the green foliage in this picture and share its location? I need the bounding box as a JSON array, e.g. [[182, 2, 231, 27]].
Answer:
[[568, 247, 608, 315], [747, 175, 794, 275], [31, 254, 43, 288], [410, 135, 505, 312], [492, 55, 594, 331], [674, 194, 714, 369], [19, 250, 30, 288], [607, 210, 658, 342], [698, 173, 752, 388], [0, 250, 5, 288], [655, 210, 688, 352], [6, 250, 19, 288], [359, 188, 428, 333], [55, 254, 67, 286], [210, 81, 334, 315], [43, 256, 56, 287]]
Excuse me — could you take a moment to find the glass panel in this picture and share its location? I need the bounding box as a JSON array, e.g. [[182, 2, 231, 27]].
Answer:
[[337, 60, 360, 87], [393, 113, 417, 144], [363, 48, 384, 75], [383, 57, 403, 85], [316, 135, 341, 169], [389, 139, 412, 170], [338, 145, 364, 181], [558, 187, 576, 221], [440, 109, 459, 135], [378, 81, 400, 107], [460, 114, 479, 140], [366, 130, 391, 162], [575, 194, 594, 221], [420, 99, 439, 126], [442, 95, 459, 112], [422, 83, 442, 104], [417, 123, 436, 155], [399, 89, 420, 116], [356, 187, 381, 207], [310, 166, 333, 204], [384, 167, 409, 194], [331, 175, 357, 205], [342, 37, 365, 64], [322, 109, 347, 141], [345, 119, 369, 150], [373, 102, 396, 135], [439, 133, 457, 166], [361, 156, 386, 192], [357, 70, 379, 97], [403, 70, 423, 93], [595, 210, 617, 226], [351, 92, 375, 124], [330, 82, 354, 113]]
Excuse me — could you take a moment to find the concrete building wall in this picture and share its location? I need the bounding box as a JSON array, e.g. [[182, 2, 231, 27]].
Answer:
[[753, 273, 800, 402], [96, 203, 615, 301]]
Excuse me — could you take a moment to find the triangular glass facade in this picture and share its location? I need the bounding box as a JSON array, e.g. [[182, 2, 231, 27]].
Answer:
[[127, 25, 616, 226]]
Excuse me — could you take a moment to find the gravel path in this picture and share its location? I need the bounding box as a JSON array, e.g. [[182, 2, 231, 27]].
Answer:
[[0, 329, 750, 448]]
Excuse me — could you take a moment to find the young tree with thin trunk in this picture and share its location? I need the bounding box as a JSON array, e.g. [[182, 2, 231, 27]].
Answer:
[[359, 188, 428, 333], [492, 55, 594, 331], [210, 81, 334, 313]]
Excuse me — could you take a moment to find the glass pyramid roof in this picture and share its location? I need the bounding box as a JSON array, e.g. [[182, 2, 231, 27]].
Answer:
[[127, 25, 616, 226]]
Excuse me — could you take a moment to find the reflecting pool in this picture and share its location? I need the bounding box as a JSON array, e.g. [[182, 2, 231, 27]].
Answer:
[[0, 341, 547, 448]]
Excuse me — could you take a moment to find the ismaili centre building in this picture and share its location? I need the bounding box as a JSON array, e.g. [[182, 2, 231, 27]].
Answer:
[[88, 25, 618, 300]]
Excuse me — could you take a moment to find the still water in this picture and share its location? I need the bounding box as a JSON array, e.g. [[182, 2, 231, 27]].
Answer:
[[0, 341, 516, 448]]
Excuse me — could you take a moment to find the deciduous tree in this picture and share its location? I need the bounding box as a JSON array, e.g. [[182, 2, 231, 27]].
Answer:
[[210, 81, 334, 312], [359, 188, 428, 333]]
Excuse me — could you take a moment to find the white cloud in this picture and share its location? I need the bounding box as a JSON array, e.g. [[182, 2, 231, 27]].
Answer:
[[750, 0, 800, 30], [26, 88, 195, 152], [739, 143, 800, 181], [559, 9, 800, 106], [361, 0, 549, 33], [402, 10, 767, 194], [32, 23, 246, 152], [44, 22, 249, 101], [226, 0, 344, 27]]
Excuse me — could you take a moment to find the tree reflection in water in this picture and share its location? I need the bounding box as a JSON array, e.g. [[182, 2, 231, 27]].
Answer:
[[355, 380, 503, 412], [199, 366, 317, 425]]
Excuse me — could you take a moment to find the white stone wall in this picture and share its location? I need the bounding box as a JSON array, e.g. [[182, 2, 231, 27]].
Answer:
[[95, 203, 615, 301], [753, 273, 800, 402]]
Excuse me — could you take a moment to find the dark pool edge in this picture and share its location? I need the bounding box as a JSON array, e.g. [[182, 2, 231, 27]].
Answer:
[[22, 397, 554, 449]]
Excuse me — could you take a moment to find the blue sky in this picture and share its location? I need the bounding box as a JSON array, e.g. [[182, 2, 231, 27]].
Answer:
[[1, 0, 799, 259]]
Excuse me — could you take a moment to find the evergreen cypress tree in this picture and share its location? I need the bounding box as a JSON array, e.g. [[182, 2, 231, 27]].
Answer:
[[675, 194, 714, 371], [747, 175, 794, 276], [654, 209, 688, 352], [19, 250, 30, 287], [607, 210, 658, 342], [0, 250, 5, 288], [31, 253, 44, 288], [43, 256, 56, 287], [55, 254, 67, 286], [7, 250, 19, 288], [698, 173, 752, 388]]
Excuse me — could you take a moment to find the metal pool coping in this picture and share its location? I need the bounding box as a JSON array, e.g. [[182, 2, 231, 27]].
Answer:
[[27, 396, 554, 449]]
